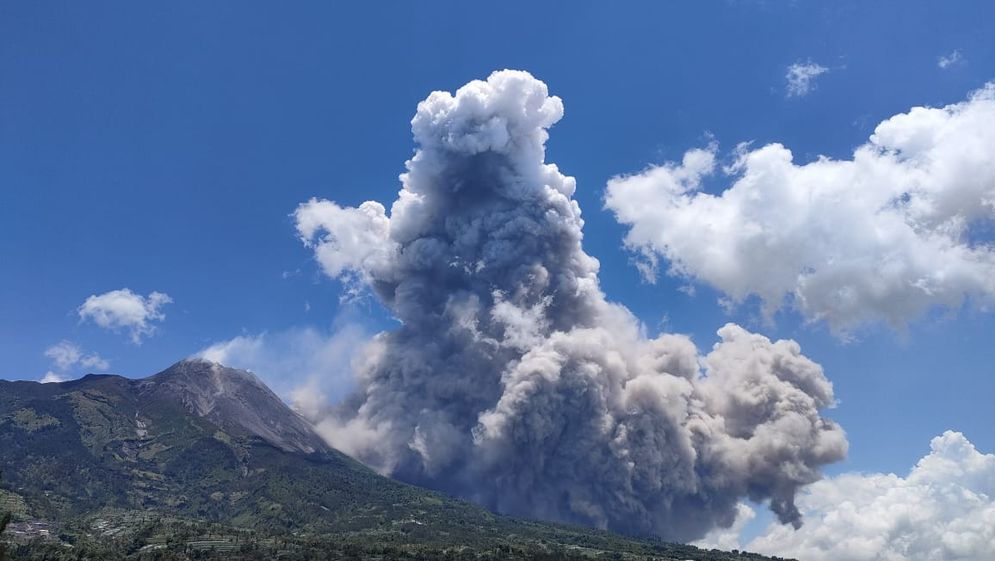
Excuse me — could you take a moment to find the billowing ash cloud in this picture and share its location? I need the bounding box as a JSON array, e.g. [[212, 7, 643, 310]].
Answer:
[[606, 83, 995, 337], [294, 70, 846, 541]]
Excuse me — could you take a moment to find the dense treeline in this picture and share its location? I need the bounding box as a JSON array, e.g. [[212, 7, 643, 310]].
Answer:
[[1, 471, 12, 561], [7, 539, 786, 561], [0, 513, 791, 561], [4, 530, 791, 561]]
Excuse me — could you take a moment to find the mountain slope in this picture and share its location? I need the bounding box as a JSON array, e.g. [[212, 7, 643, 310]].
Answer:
[[0, 360, 785, 561], [143, 359, 331, 455]]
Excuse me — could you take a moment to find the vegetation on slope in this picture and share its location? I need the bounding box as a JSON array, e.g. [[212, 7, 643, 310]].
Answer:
[[0, 367, 793, 561]]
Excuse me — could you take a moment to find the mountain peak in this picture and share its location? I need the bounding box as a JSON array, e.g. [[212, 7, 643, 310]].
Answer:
[[152, 358, 268, 395], [143, 359, 330, 455]]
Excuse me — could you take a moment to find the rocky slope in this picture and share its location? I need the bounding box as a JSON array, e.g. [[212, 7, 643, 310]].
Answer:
[[142, 359, 331, 455]]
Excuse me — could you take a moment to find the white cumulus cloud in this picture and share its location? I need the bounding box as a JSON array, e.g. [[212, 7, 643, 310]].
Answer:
[[39, 340, 109, 383], [78, 288, 172, 343], [938, 50, 965, 69], [785, 61, 829, 97], [606, 82, 995, 337], [745, 431, 995, 561], [44, 340, 109, 371]]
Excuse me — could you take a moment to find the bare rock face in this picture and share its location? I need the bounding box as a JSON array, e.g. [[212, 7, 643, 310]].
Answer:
[[141, 358, 330, 455]]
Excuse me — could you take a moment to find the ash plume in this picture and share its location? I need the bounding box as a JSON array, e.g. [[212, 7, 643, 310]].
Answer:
[[294, 70, 847, 541]]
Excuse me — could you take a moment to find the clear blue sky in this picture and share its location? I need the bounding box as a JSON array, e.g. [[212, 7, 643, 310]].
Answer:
[[2, 0, 994, 488]]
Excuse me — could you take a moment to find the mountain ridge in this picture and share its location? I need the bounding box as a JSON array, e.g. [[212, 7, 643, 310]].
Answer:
[[0, 360, 789, 561]]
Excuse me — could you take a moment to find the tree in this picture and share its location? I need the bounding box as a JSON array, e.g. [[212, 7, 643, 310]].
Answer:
[[0, 470, 11, 561]]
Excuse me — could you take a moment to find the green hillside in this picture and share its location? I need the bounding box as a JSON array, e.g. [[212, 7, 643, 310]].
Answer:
[[0, 361, 792, 561]]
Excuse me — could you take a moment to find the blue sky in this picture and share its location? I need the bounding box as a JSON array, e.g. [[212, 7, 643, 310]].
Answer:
[[3, 2, 995, 554]]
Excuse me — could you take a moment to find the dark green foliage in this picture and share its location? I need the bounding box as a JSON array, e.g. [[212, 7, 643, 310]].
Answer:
[[0, 513, 8, 559], [0, 375, 794, 561], [6, 516, 791, 561]]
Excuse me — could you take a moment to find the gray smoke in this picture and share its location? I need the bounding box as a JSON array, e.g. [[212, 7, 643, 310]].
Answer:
[[294, 70, 847, 541]]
